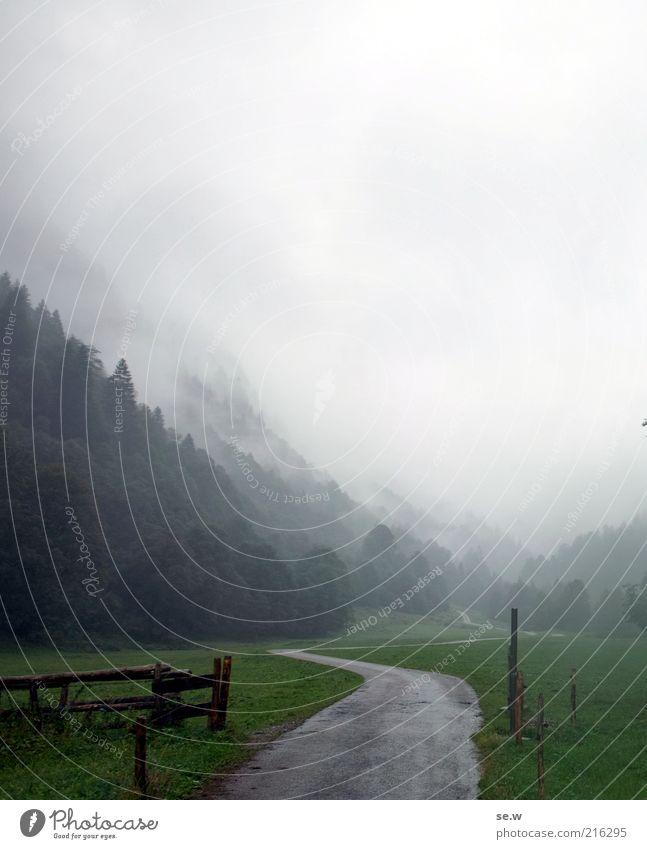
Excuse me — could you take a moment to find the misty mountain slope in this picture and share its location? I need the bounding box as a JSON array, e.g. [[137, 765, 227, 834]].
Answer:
[[520, 517, 647, 598], [174, 370, 394, 559], [0, 277, 362, 642], [0, 275, 455, 646], [355, 482, 531, 578], [352, 523, 453, 614], [1, 273, 642, 647]]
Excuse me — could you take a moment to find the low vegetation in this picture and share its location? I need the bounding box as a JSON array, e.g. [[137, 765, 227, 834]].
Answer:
[[0, 645, 361, 799], [313, 623, 647, 799]]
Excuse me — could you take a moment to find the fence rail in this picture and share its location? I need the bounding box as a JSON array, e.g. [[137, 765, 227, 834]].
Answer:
[[0, 663, 187, 690], [1, 656, 234, 794], [0, 657, 233, 730]]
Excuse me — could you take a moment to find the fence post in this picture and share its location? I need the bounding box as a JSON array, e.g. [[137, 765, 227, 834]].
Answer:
[[134, 715, 148, 797], [508, 607, 518, 734], [59, 684, 69, 709], [215, 656, 232, 730], [208, 657, 222, 731], [152, 663, 163, 720], [536, 694, 545, 799], [29, 683, 42, 730], [514, 670, 524, 744], [570, 668, 577, 725]]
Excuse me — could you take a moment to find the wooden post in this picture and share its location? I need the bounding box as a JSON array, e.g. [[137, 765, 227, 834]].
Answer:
[[29, 683, 38, 712], [208, 657, 222, 731], [508, 607, 518, 734], [215, 656, 232, 730], [59, 684, 69, 709], [570, 668, 577, 725], [152, 663, 163, 719], [134, 716, 147, 797], [536, 694, 545, 799], [29, 683, 41, 730], [514, 670, 524, 744]]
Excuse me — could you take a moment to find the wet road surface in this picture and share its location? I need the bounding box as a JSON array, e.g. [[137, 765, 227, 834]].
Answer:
[[217, 650, 482, 800]]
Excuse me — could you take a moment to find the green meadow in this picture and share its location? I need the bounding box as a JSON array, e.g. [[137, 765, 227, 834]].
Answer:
[[0, 645, 361, 799], [2, 613, 645, 800], [313, 623, 647, 799]]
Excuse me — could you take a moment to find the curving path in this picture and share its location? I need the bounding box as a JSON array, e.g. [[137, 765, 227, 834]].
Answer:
[[217, 650, 482, 800]]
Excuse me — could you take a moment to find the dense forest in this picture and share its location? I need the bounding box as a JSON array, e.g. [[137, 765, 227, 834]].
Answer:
[[0, 273, 645, 646], [0, 274, 457, 644]]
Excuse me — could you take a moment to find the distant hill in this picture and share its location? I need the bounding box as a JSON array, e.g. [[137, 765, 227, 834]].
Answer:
[[353, 482, 531, 577], [1, 271, 640, 646], [520, 516, 647, 598]]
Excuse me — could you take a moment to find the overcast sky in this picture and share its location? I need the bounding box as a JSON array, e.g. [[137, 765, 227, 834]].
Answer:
[[1, 0, 646, 553]]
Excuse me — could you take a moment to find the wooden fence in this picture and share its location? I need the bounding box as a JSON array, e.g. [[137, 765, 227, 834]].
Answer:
[[506, 609, 582, 799], [1, 657, 234, 796], [0, 657, 232, 730]]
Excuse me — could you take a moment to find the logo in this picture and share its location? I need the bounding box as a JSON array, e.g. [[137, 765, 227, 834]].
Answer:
[[20, 809, 45, 837]]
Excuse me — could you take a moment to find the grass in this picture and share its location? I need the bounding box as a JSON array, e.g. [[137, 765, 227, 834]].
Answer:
[[273, 605, 508, 650], [310, 623, 647, 799], [3, 613, 645, 800], [0, 644, 362, 799]]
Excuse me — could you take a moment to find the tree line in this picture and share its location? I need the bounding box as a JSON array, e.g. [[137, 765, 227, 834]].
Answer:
[[1, 272, 645, 646]]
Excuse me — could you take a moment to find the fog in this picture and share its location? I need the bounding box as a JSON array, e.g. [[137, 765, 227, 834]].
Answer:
[[1, 0, 646, 554]]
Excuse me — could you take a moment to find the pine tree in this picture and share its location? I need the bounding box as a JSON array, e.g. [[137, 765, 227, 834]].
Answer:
[[107, 358, 136, 440], [110, 358, 136, 406], [0, 271, 11, 303], [181, 433, 196, 452]]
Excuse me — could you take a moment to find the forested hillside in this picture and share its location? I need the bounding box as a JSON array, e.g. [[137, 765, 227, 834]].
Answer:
[[520, 518, 647, 598], [0, 274, 457, 644], [1, 272, 645, 646], [0, 274, 358, 643]]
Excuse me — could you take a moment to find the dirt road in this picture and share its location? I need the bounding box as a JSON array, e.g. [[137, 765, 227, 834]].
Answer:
[[216, 650, 482, 799]]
